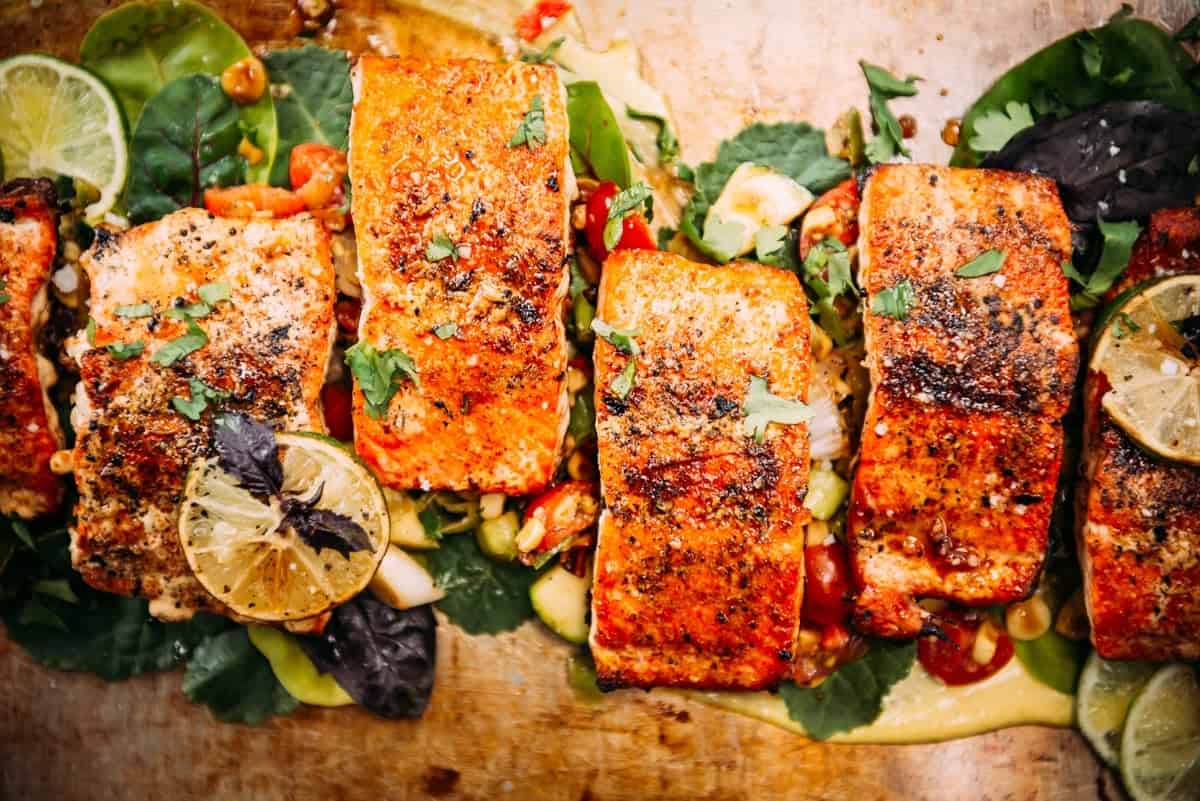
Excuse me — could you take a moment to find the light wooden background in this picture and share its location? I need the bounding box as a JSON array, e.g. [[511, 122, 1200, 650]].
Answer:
[[1, 1, 1195, 799]]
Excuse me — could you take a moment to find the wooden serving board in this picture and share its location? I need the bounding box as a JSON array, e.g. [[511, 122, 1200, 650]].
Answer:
[[1, 1, 1194, 799]]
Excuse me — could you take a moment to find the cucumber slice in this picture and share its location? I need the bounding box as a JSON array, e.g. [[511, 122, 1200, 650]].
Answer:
[[476, 510, 521, 562], [384, 488, 439, 550], [370, 546, 445, 610], [530, 565, 591, 644], [246, 624, 353, 707], [805, 466, 849, 521]]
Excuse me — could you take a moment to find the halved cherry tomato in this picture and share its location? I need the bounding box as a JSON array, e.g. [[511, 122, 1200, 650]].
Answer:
[[521, 480, 599, 560], [917, 608, 1015, 686], [584, 180, 656, 263], [798, 178, 860, 260], [335, 297, 362, 337], [204, 185, 306, 218], [320, 382, 354, 442], [290, 143, 348, 210], [515, 0, 572, 41], [802, 541, 855, 626]]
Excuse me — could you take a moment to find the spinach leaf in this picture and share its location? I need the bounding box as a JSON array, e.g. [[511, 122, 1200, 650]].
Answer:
[[299, 595, 436, 719], [425, 533, 538, 634], [566, 81, 633, 189], [125, 75, 245, 224], [182, 627, 299, 724], [680, 123, 849, 260], [262, 46, 353, 187], [952, 14, 1200, 167], [80, 0, 276, 182], [779, 640, 916, 740]]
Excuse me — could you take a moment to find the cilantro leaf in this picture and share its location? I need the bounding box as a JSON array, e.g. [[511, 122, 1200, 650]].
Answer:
[[114, 302, 154, 318], [171, 377, 230, 421], [701, 215, 746, 263], [967, 101, 1035, 153], [590, 318, 640, 355], [609, 360, 636, 400], [105, 340, 145, 361], [754, 225, 789, 261], [182, 627, 298, 725], [508, 93, 547, 150], [603, 182, 652, 251], [0, 277, 8, 304], [213, 413, 284, 496], [1061, 218, 1142, 309], [871, 279, 916, 320], [150, 319, 208, 366], [779, 640, 916, 740], [344, 340, 421, 419], [197, 281, 231, 307], [520, 36, 564, 63], [955, 249, 1007, 278], [432, 322, 458, 340], [742, 375, 812, 442], [425, 533, 538, 634], [425, 232, 459, 263], [802, 238, 856, 343], [860, 61, 920, 164]]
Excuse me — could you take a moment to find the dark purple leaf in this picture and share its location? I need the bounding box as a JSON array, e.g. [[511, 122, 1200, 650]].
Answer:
[[298, 595, 436, 718], [280, 482, 371, 559], [212, 413, 283, 497]]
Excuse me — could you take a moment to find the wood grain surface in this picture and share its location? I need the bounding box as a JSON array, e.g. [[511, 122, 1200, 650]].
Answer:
[[1, 1, 1196, 799]]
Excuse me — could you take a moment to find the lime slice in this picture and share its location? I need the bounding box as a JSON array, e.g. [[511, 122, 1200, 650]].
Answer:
[[1077, 651, 1158, 767], [1120, 664, 1200, 801], [0, 54, 127, 221], [179, 432, 389, 622], [1090, 275, 1200, 465]]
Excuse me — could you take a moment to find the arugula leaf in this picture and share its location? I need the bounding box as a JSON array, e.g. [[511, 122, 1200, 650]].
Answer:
[[171, 377, 230, 421], [603, 183, 652, 250], [105, 340, 145, 361], [590, 318, 640, 355], [566, 81, 632, 188], [955, 249, 1007, 278], [151, 319, 208, 366], [0, 277, 10, 304], [344, 341, 421, 419], [860, 61, 920, 164], [701, 215, 747, 264], [432, 322, 458, 340], [871, 280, 917, 320], [754, 225, 789, 261], [520, 36, 565, 64], [262, 45, 353, 187], [609, 360, 637, 400], [508, 94, 547, 150], [125, 74, 246, 224], [680, 123, 849, 260], [426, 232, 459, 263], [114, 302, 153, 318], [626, 105, 679, 163], [968, 101, 1035, 153], [425, 533, 538, 634], [1061, 218, 1142, 309], [742, 375, 812, 442], [182, 627, 298, 724], [779, 640, 916, 740], [213, 413, 284, 496]]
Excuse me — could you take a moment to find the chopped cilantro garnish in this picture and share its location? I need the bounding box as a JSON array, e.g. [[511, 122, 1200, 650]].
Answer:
[[860, 61, 920, 164], [609, 360, 636, 400], [603, 182, 653, 251], [426, 233, 459, 263], [85, 316, 97, 346], [871, 279, 916, 320], [968, 101, 1034, 153], [742, 375, 812, 443], [754, 225, 789, 261], [433, 322, 458, 339], [508, 94, 547, 150], [171, 377, 230, 420], [105, 340, 145, 361], [1111, 311, 1141, 339], [955, 249, 1007, 278], [115, 303, 154, 318], [0, 277, 9, 304], [151, 319, 209, 366], [1062, 218, 1142, 310], [520, 37, 564, 64], [590, 319, 640, 355], [344, 341, 421, 419]]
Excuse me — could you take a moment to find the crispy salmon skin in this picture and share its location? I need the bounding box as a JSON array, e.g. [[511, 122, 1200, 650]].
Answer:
[[850, 165, 1077, 638], [71, 209, 335, 621], [349, 57, 570, 495], [0, 179, 62, 519], [1080, 207, 1200, 661], [589, 251, 811, 691]]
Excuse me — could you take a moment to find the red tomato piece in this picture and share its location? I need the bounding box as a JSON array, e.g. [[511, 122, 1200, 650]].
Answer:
[[320, 382, 354, 442], [335, 297, 362, 337], [798, 178, 860, 260], [523, 480, 599, 555], [802, 542, 855, 626], [584, 180, 657, 263], [917, 609, 1015, 686], [515, 0, 572, 41], [203, 185, 306, 218], [290, 143, 348, 210]]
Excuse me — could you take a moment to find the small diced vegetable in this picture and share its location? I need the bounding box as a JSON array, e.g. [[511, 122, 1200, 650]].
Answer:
[[370, 546, 445, 610], [530, 564, 591, 644], [805, 467, 849, 521], [476, 510, 521, 562], [384, 489, 439, 550], [703, 163, 813, 259]]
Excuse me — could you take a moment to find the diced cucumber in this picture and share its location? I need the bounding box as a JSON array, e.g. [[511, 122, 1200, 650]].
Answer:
[[476, 510, 521, 562], [246, 625, 353, 707], [370, 546, 445, 609], [805, 467, 849, 521], [384, 488, 439, 549], [530, 565, 590, 644]]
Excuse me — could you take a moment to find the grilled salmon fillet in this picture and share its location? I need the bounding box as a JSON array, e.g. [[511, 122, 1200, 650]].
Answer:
[[849, 165, 1078, 639], [0, 179, 62, 519], [71, 209, 335, 621], [589, 251, 811, 690], [349, 57, 570, 494], [1079, 207, 1200, 661]]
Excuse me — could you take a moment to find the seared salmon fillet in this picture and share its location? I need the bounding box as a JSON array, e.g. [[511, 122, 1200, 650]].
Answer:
[[1079, 207, 1200, 661], [71, 209, 335, 621], [0, 179, 62, 519], [589, 251, 811, 690], [349, 57, 570, 494], [849, 165, 1077, 639]]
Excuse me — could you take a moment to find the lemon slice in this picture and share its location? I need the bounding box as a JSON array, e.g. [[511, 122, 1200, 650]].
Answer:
[[1120, 664, 1200, 801], [1090, 275, 1200, 465], [180, 432, 389, 622], [1077, 651, 1158, 767], [0, 54, 128, 221]]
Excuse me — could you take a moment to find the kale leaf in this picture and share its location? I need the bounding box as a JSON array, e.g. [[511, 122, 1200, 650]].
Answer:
[[182, 627, 299, 724], [425, 533, 538, 634], [262, 45, 353, 187]]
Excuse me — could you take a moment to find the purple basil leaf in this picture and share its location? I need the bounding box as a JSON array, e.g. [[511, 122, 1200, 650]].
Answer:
[[298, 595, 436, 718], [283, 503, 372, 559], [212, 413, 283, 497]]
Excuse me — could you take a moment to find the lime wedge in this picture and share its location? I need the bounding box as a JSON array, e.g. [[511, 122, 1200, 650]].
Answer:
[[0, 54, 127, 221], [1120, 664, 1200, 801], [1077, 651, 1158, 767], [1090, 275, 1200, 465]]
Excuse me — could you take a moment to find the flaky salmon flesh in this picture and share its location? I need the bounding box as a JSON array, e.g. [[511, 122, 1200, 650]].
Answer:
[[0, 179, 62, 520], [349, 57, 571, 496], [849, 165, 1078, 639], [589, 250, 811, 691], [70, 209, 336, 623]]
